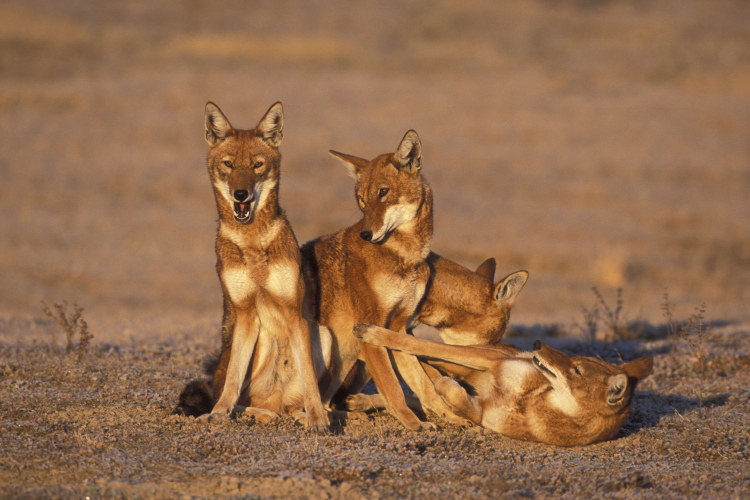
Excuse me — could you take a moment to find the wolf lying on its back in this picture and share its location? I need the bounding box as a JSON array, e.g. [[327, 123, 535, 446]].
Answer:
[[355, 324, 653, 446]]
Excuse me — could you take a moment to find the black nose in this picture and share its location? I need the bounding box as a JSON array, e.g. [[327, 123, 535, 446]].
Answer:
[[360, 230, 373, 241], [234, 189, 249, 202], [532, 340, 541, 351]]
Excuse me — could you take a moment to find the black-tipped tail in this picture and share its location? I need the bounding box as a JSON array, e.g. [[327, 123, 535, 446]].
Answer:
[[174, 379, 214, 417]]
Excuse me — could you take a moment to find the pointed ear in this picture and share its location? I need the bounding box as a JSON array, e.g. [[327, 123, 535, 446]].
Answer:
[[256, 101, 284, 148], [205, 102, 233, 147], [475, 258, 497, 281], [606, 373, 629, 405], [493, 270, 529, 304], [329, 150, 370, 179], [394, 130, 422, 174], [621, 356, 653, 384]]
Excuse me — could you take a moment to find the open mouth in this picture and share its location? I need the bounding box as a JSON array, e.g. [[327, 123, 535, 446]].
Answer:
[[532, 356, 557, 378], [233, 200, 253, 224]]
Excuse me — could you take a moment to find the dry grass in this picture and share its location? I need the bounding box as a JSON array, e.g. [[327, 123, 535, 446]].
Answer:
[[40, 300, 93, 362]]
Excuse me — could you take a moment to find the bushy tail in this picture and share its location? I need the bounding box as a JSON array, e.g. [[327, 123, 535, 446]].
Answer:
[[175, 379, 214, 416], [174, 352, 221, 417]]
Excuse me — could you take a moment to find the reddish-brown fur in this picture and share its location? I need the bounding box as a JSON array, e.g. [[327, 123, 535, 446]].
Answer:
[[200, 102, 328, 430], [356, 324, 653, 446], [301, 131, 449, 430], [417, 254, 528, 345]]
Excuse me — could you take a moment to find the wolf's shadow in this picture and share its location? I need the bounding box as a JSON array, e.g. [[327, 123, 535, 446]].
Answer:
[[619, 392, 730, 437]]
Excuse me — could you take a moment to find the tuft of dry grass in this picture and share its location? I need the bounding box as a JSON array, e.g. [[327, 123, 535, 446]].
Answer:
[[574, 287, 628, 341], [660, 289, 678, 341], [660, 291, 712, 418], [40, 300, 94, 363], [574, 296, 600, 341], [680, 303, 710, 417]]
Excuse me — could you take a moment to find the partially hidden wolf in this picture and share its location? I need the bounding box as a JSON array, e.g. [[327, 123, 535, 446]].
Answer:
[[355, 324, 653, 446], [416, 254, 528, 346], [302, 130, 458, 430], [182, 102, 327, 430], [343, 256, 528, 415]]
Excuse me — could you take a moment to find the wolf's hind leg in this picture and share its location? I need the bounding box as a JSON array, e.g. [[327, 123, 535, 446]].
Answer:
[[434, 376, 483, 425], [392, 350, 471, 426]]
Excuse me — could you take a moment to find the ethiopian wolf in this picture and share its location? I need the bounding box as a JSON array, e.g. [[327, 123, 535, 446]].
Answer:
[[301, 131, 459, 430], [181, 102, 328, 430]]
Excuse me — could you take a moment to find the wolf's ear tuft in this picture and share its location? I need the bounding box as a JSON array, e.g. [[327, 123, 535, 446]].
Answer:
[[257, 102, 284, 148], [494, 271, 529, 304], [606, 373, 629, 405], [395, 130, 422, 174], [205, 102, 233, 147], [329, 150, 370, 179], [475, 258, 497, 282]]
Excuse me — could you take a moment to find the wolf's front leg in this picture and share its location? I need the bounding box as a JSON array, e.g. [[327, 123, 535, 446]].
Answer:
[[202, 309, 260, 422], [290, 315, 329, 432], [391, 350, 471, 426], [359, 342, 435, 431]]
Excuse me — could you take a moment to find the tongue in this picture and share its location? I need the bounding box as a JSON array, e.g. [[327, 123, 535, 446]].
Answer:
[[235, 201, 250, 218]]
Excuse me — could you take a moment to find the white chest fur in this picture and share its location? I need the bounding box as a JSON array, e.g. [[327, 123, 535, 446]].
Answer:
[[222, 266, 257, 304]]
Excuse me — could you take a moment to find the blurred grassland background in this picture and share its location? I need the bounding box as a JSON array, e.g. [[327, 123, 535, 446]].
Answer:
[[0, 0, 748, 344]]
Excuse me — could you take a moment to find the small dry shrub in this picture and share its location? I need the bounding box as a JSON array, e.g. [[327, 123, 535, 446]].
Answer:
[[574, 287, 627, 340], [681, 304, 710, 417], [661, 291, 711, 418], [41, 300, 93, 363]]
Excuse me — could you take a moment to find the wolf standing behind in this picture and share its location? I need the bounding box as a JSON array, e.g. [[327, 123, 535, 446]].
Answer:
[[197, 101, 327, 429]]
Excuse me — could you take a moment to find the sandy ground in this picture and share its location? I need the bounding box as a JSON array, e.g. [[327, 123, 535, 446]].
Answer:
[[1, 0, 749, 498], [1, 319, 748, 499]]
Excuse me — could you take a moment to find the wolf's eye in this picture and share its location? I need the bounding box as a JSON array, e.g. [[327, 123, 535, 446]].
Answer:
[[223, 160, 233, 168], [378, 187, 389, 199], [254, 161, 264, 169], [573, 366, 582, 375]]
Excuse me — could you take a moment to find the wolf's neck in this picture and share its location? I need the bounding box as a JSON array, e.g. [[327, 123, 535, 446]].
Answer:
[[389, 183, 433, 263]]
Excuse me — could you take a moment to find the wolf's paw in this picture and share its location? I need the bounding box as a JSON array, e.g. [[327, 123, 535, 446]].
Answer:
[[435, 410, 472, 427], [241, 407, 280, 424], [342, 393, 386, 412], [293, 408, 330, 433], [352, 323, 372, 339], [404, 419, 437, 432], [353, 323, 383, 346], [197, 411, 229, 424]]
